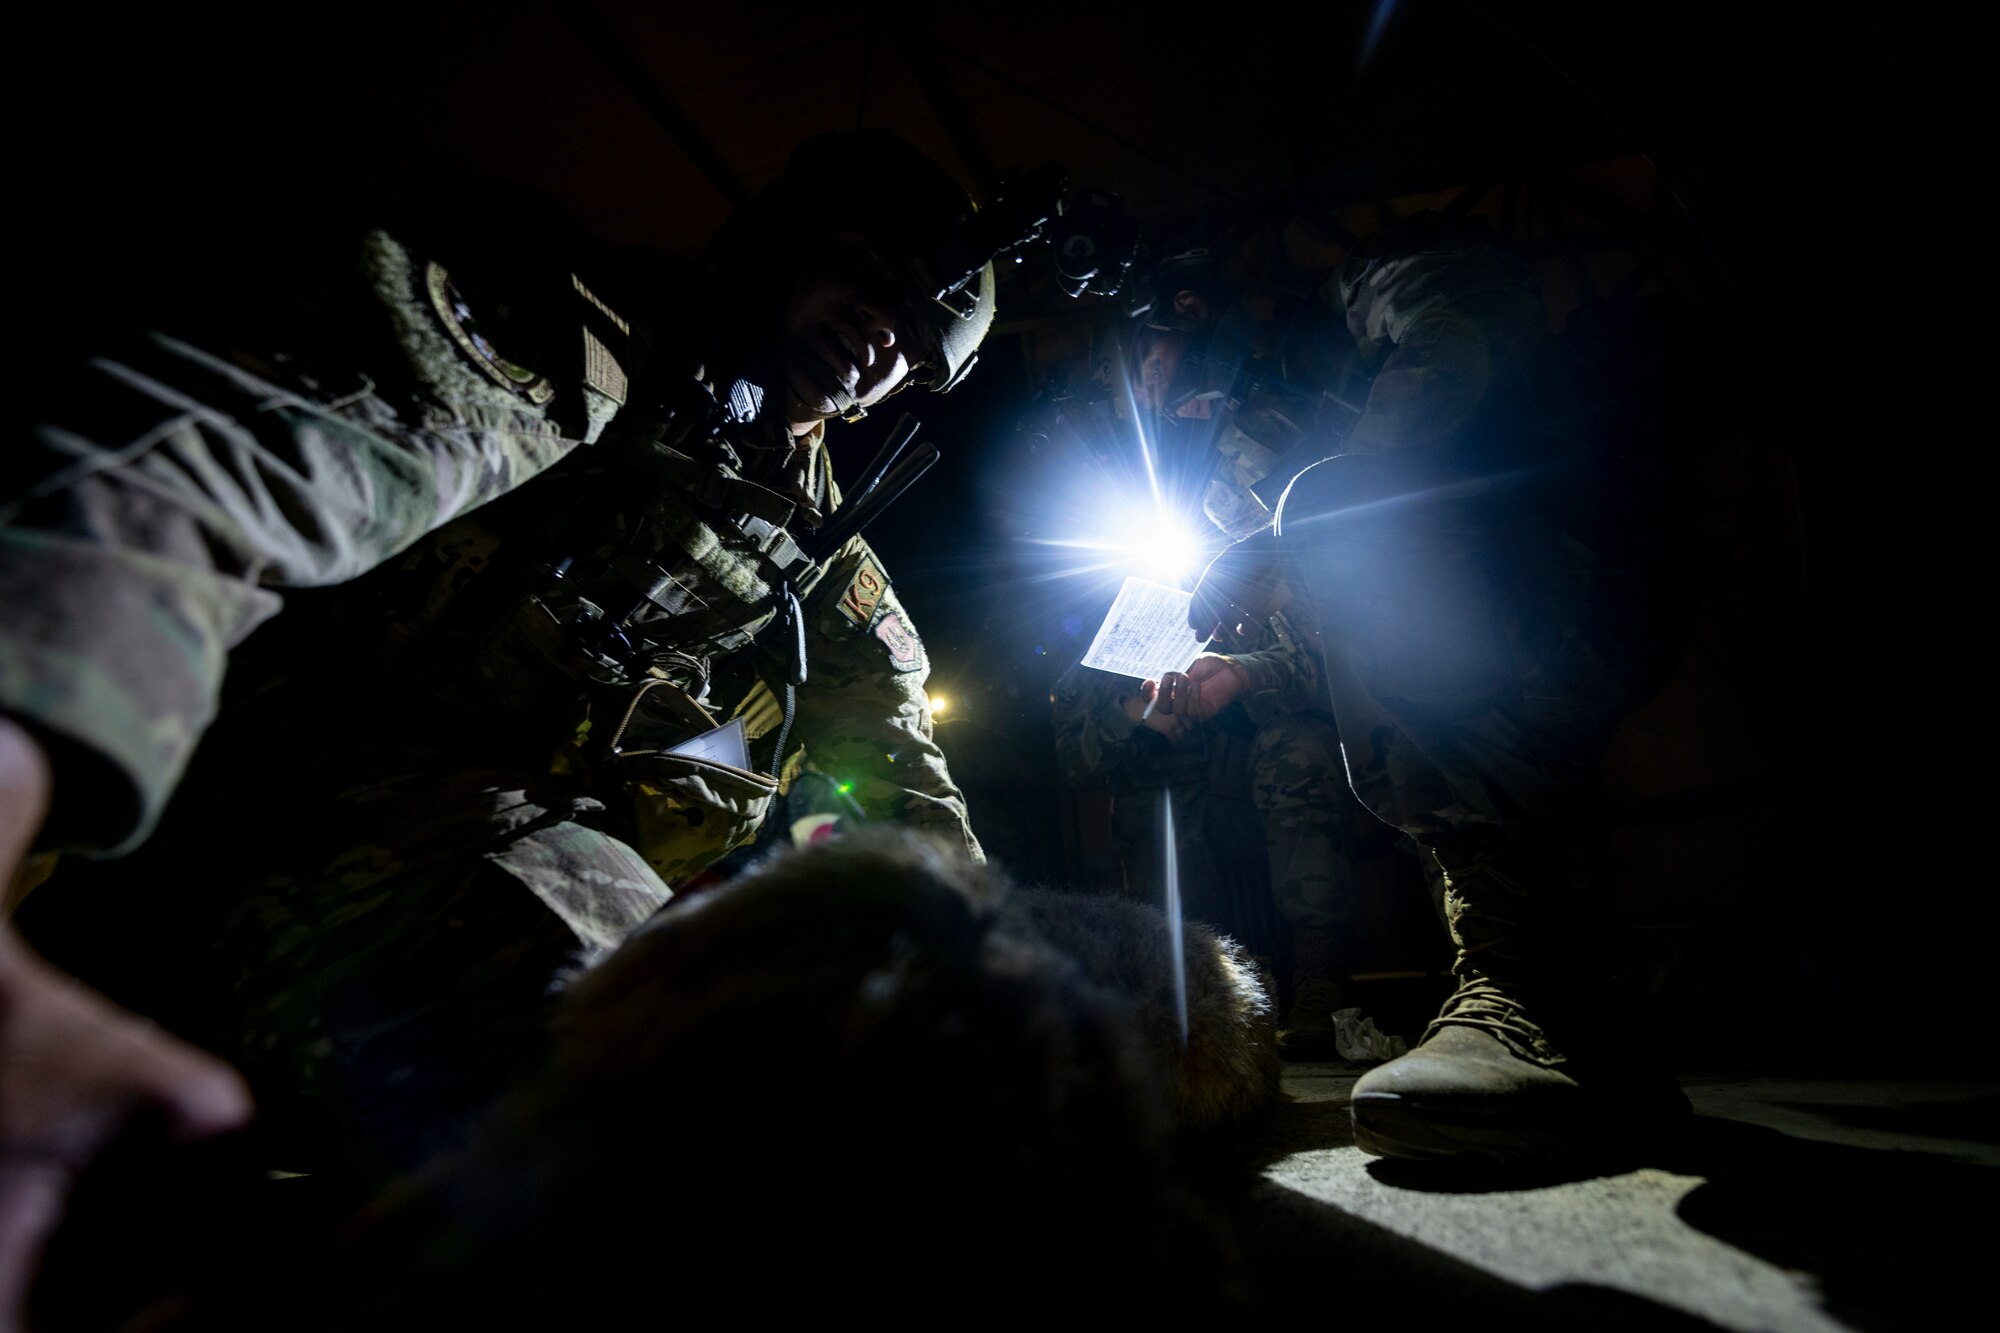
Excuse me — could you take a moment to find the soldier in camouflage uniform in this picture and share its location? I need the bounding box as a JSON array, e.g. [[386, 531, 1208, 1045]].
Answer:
[[1, 130, 998, 1187], [1051, 659, 1211, 900], [1049, 659, 1279, 959], [1123, 252, 1372, 1057], [1153, 214, 1694, 1163]]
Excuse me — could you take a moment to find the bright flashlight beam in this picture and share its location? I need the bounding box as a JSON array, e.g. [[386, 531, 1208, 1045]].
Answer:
[[1121, 366, 1165, 511], [1026, 504, 1208, 587], [1162, 788, 1189, 1048], [1002, 353, 1223, 599]]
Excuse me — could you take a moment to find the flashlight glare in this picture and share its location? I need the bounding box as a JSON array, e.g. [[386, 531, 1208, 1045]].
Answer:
[[928, 694, 948, 716], [1111, 507, 1205, 586]]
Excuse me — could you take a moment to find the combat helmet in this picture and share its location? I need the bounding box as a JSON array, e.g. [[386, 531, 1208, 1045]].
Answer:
[[1126, 247, 1252, 435], [706, 129, 997, 416], [1128, 247, 1236, 336]]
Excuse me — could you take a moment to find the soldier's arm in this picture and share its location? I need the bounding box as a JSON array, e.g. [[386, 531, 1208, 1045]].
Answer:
[[1181, 530, 1322, 721], [1, 316, 582, 855], [788, 538, 982, 861], [1160, 608, 1328, 720], [1196, 610, 1326, 723], [1051, 664, 1152, 787], [1324, 217, 1548, 454]]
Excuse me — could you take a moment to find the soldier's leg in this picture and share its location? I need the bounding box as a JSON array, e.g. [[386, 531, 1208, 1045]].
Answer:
[[1110, 786, 1164, 901], [1278, 452, 1685, 1162], [214, 760, 670, 1191], [1249, 710, 1358, 1058]]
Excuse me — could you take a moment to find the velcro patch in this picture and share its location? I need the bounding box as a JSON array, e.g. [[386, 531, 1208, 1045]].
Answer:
[[573, 275, 631, 404], [581, 327, 628, 405], [874, 611, 923, 672], [838, 557, 889, 629]]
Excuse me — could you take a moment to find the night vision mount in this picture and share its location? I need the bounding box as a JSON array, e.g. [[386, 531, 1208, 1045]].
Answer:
[[929, 162, 1140, 311]]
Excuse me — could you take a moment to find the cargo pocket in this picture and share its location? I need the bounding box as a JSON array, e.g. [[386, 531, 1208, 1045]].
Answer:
[[611, 750, 780, 888], [483, 821, 674, 958]]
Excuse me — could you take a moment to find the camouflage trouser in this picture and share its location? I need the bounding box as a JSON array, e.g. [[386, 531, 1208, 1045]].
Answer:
[[1277, 448, 1683, 972], [1249, 710, 1354, 933], [212, 756, 670, 1182]]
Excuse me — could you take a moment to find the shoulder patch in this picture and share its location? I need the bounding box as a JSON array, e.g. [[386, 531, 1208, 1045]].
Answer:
[[422, 260, 556, 405], [838, 556, 889, 629], [874, 611, 923, 672]]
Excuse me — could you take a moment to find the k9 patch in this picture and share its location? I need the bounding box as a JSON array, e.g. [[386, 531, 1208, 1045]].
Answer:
[[838, 556, 889, 629], [874, 612, 923, 672]]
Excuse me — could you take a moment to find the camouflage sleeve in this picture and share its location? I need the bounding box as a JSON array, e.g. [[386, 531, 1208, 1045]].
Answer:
[[790, 536, 983, 862], [1322, 215, 1547, 454], [1050, 662, 1143, 788], [1, 299, 580, 855], [1222, 610, 1326, 723]]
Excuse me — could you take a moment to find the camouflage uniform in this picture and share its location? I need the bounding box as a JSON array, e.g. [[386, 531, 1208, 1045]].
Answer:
[[2, 224, 976, 1177], [1227, 616, 1353, 942], [1049, 661, 1239, 920], [1051, 615, 1344, 966], [1232, 218, 1688, 1064], [1155, 307, 1367, 998]]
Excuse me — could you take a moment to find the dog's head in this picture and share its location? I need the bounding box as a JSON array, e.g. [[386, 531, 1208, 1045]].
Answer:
[[329, 830, 1235, 1323]]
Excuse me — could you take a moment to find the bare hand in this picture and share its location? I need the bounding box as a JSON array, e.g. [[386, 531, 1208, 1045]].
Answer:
[[1123, 686, 1192, 740], [1150, 655, 1250, 722], [1, 720, 252, 1324]]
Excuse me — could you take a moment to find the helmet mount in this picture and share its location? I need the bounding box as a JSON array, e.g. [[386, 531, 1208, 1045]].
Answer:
[[708, 130, 1136, 405]]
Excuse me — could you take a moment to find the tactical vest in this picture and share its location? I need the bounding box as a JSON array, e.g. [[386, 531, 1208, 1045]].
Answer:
[[358, 232, 847, 884], [462, 424, 847, 885]]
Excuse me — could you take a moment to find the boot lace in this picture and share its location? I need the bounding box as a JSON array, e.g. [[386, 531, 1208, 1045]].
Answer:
[[1423, 969, 1563, 1066]]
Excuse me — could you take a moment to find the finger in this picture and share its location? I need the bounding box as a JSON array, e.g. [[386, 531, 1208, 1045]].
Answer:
[[144, 1041, 253, 1146], [1, 721, 53, 879], [0, 1161, 66, 1328], [1, 953, 253, 1163], [68, 982, 253, 1147]]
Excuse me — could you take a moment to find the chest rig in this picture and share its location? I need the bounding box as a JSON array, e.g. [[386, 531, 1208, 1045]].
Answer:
[[482, 411, 829, 760], [566, 434, 819, 671]]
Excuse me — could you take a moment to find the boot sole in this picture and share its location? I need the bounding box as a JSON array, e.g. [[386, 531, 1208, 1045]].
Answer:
[[1350, 1092, 1584, 1164], [1350, 1090, 1690, 1166]]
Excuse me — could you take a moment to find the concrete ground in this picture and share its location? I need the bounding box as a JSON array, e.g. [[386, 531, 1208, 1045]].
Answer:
[[27, 1057, 1994, 1330], [1216, 1064, 1997, 1330]]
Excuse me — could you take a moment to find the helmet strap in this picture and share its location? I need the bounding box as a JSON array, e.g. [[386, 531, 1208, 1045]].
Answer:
[[780, 330, 864, 420]]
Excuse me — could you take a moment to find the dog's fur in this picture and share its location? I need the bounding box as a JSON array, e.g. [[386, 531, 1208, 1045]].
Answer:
[[1012, 887, 1280, 1130], [299, 830, 1272, 1325]]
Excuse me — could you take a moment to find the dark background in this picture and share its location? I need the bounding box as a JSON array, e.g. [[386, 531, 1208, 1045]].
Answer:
[[16, 2, 1986, 1066]]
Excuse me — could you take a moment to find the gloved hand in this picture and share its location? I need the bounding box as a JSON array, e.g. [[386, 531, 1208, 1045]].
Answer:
[[1188, 526, 1283, 639], [618, 358, 726, 452]]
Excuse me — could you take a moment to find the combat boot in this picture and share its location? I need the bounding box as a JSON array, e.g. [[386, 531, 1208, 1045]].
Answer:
[[1349, 849, 1687, 1164], [1275, 925, 1348, 1060]]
